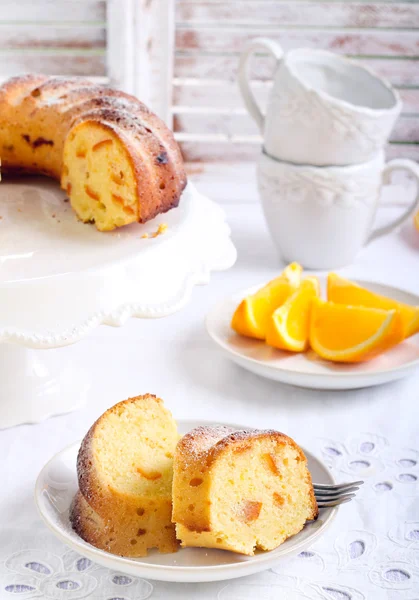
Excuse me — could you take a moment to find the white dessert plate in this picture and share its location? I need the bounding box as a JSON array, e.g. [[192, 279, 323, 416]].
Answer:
[[35, 419, 336, 583], [206, 279, 419, 390]]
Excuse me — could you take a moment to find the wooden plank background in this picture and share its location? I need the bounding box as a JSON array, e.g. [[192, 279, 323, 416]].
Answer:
[[173, 0, 419, 161], [0, 0, 172, 121], [0, 0, 417, 162], [0, 1, 106, 78]]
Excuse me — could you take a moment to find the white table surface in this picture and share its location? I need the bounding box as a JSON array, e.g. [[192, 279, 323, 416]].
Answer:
[[1, 164, 419, 600]]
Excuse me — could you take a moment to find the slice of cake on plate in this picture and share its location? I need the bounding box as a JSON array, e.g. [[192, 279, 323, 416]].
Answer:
[[172, 425, 318, 555], [70, 394, 179, 557]]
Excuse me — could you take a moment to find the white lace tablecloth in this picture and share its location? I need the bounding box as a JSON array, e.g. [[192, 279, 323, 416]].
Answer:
[[1, 166, 418, 600]]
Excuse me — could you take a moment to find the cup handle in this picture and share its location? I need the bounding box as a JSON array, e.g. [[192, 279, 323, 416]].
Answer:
[[368, 159, 419, 243], [238, 37, 284, 133]]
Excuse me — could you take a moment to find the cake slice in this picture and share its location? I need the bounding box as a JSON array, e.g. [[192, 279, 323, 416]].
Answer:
[[172, 426, 318, 556], [70, 490, 176, 557], [70, 394, 179, 557]]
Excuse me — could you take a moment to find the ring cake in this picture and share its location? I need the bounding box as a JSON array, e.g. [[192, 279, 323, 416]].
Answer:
[[0, 75, 187, 230]]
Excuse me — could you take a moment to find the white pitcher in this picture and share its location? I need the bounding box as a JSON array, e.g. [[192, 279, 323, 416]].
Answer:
[[239, 39, 402, 166]]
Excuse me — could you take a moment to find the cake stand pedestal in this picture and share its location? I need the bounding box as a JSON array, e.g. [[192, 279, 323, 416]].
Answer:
[[0, 344, 90, 428], [0, 177, 236, 428]]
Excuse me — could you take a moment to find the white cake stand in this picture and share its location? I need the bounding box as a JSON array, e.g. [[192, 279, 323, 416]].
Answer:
[[0, 177, 236, 428]]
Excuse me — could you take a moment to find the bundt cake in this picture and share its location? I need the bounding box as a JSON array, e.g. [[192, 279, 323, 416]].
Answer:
[[70, 394, 179, 557], [172, 426, 318, 556], [0, 75, 186, 230]]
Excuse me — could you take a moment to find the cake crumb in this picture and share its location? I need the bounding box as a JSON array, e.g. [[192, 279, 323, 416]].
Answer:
[[141, 233, 149, 239], [151, 223, 168, 238]]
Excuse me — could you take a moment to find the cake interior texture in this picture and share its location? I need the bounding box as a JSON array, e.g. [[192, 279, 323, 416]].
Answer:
[[71, 395, 179, 557], [172, 426, 318, 556], [62, 122, 139, 230], [88, 397, 176, 497]]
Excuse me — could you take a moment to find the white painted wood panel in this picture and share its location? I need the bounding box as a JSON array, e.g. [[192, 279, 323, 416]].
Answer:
[[0, 24, 105, 49], [2, 1, 105, 23], [398, 89, 419, 115], [133, 0, 175, 125], [0, 1, 107, 82], [0, 0, 174, 121], [0, 53, 106, 77], [176, 28, 419, 56], [177, 2, 419, 29], [179, 140, 419, 162], [174, 113, 419, 143], [173, 81, 419, 113], [174, 55, 419, 86], [107, 0, 134, 93]]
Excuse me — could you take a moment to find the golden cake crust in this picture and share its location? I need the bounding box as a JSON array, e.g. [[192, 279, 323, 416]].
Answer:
[[0, 75, 186, 229], [70, 491, 177, 557]]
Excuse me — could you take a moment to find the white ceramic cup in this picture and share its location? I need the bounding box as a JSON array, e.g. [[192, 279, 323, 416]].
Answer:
[[257, 151, 419, 269], [239, 39, 402, 166]]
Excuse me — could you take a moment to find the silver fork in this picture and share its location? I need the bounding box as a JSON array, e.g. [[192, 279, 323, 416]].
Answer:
[[314, 480, 363, 508]]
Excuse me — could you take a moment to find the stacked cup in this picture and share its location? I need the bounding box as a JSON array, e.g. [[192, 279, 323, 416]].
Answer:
[[238, 39, 419, 269]]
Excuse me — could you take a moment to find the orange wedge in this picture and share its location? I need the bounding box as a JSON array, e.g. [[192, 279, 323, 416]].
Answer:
[[231, 263, 302, 339], [266, 277, 320, 352], [310, 298, 404, 363], [327, 273, 419, 339]]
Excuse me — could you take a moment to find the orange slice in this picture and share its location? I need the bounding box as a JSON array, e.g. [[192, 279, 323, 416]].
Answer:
[[310, 298, 404, 363], [415, 210, 419, 232], [231, 263, 302, 339], [266, 277, 320, 352], [327, 273, 419, 338]]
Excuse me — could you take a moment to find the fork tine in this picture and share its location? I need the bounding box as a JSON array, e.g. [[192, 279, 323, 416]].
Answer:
[[315, 492, 356, 502], [314, 481, 364, 491], [315, 486, 360, 498], [314, 481, 364, 490], [317, 495, 354, 508]]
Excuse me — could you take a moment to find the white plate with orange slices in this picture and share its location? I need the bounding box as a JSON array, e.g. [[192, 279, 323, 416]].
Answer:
[[206, 265, 419, 390]]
